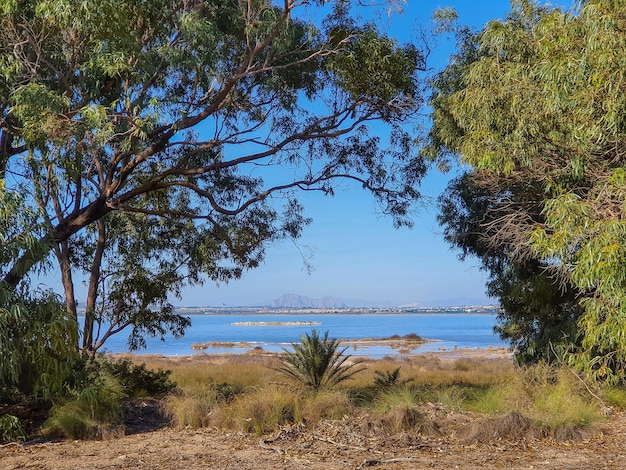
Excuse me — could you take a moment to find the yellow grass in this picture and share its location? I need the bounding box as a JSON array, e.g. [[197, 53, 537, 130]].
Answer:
[[133, 353, 608, 437]]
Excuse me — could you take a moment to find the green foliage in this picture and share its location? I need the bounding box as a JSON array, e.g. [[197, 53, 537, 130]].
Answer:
[[0, 289, 80, 399], [0, 0, 426, 356], [95, 357, 176, 398], [0, 415, 25, 443], [429, 0, 626, 382], [43, 369, 124, 439], [222, 386, 300, 435], [276, 330, 365, 391], [601, 386, 626, 410], [374, 384, 420, 411], [465, 364, 604, 431], [437, 172, 584, 365]]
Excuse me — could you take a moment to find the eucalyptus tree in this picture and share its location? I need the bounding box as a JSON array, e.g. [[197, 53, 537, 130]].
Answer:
[[0, 0, 427, 356], [438, 172, 584, 364], [428, 0, 626, 382]]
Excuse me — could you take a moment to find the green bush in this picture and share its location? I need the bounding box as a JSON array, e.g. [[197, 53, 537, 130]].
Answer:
[[0, 414, 25, 442], [373, 367, 413, 390], [97, 357, 176, 397], [43, 371, 124, 439]]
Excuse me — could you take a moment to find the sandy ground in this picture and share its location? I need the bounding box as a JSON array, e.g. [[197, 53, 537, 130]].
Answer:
[[2, 348, 626, 470]]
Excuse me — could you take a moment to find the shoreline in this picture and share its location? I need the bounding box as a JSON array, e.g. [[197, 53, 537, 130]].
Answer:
[[118, 344, 513, 363]]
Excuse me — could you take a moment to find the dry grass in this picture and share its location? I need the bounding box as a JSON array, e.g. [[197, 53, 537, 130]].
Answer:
[[465, 364, 606, 433], [164, 389, 217, 429], [134, 353, 609, 439], [351, 356, 515, 389], [210, 385, 300, 434], [138, 354, 282, 393], [300, 390, 354, 425]]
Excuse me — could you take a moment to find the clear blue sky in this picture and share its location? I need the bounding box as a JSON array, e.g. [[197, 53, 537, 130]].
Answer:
[[171, 0, 573, 308]]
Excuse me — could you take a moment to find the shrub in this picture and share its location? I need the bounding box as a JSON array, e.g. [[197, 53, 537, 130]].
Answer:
[[300, 390, 354, 425], [97, 356, 176, 397], [43, 370, 125, 439], [374, 385, 420, 412], [164, 390, 216, 429], [163, 379, 243, 429], [374, 386, 426, 432], [215, 386, 300, 435], [275, 330, 364, 391], [0, 414, 25, 442], [465, 364, 604, 433], [373, 367, 413, 389], [602, 386, 626, 410]]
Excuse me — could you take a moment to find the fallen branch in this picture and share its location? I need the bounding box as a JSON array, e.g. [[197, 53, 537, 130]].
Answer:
[[357, 457, 421, 469]]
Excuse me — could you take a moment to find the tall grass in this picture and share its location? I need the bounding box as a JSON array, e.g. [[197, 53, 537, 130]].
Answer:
[[465, 363, 605, 431], [43, 372, 125, 439], [211, 386, 300, 434], [139, 354, 611, 438]]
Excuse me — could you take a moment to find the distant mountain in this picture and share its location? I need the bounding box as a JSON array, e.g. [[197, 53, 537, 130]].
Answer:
[[270, 293, 347, 309]]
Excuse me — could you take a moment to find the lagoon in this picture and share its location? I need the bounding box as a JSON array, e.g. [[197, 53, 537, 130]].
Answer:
[[98, 312, 509, 358]]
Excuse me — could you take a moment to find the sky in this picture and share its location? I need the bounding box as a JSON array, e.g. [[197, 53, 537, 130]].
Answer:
[[168, 0, 573, 308]]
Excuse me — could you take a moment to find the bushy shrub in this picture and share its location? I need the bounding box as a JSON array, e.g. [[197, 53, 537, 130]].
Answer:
[[43, 371, 125, 439], [97, 357, 176, 397], [0, 414, 25, 442], [217, 386, 300, 435]]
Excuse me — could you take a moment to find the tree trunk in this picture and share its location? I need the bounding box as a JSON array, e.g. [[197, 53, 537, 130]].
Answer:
[[54, 240, 79, 353], [83, 219, 106, 354], [2, 197, 111, 289]]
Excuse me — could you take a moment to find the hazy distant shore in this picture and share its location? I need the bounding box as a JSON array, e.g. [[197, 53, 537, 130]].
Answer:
[[174, 306, 500, 315]]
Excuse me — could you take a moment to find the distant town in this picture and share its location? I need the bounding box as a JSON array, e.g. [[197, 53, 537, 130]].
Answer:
[[175, 293, 500, 315], [175, 305, 500, 315]]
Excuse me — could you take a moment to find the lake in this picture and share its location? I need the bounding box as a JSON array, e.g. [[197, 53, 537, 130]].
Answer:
[[98, 312, 509, 358]]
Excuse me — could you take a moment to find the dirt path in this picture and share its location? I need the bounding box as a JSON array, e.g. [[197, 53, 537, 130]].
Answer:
[[2, 411, 625, 469]]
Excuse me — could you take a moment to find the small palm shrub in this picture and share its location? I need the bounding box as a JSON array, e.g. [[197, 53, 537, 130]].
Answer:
[[373, 367, 414, 389], [276, 330, 364, 391]]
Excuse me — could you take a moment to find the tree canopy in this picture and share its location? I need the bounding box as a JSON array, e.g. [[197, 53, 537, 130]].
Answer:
[[428, 0, 626, 382], [0, 0, 427, 362]]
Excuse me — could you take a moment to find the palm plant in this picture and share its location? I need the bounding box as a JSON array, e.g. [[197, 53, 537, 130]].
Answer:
[[276, 330, 364, 391], [373, 367, 414, 389]]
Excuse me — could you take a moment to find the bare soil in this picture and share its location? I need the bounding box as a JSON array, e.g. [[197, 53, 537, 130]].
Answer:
[[2, 350, 626, 470]]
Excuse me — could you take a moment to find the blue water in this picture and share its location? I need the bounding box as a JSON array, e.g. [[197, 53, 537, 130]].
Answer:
[[97, 313, 509, 358]]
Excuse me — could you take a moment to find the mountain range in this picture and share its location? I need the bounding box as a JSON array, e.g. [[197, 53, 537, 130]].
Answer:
[[267, 293, 494, 309], [270, 293, 348, 309]]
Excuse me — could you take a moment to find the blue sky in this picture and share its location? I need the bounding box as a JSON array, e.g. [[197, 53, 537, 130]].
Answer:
[[170, 0, 572, 308]]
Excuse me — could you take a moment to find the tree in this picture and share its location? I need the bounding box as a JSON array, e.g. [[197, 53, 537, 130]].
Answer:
[[0, 0, 427, 355], [438, 172, 584, 364], [428, 0, 626, 382]]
